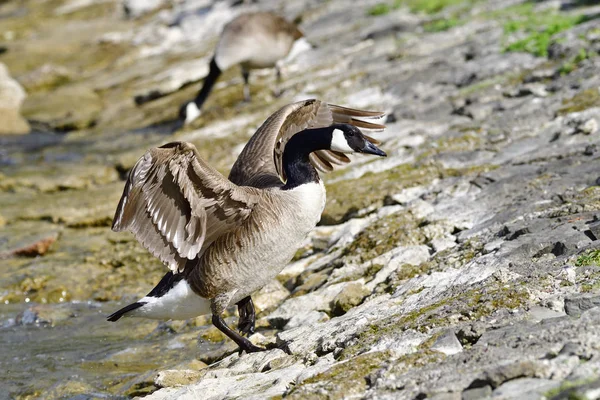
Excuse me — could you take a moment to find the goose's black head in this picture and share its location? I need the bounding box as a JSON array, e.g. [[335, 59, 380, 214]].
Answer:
[[329, 124, 386, 156]]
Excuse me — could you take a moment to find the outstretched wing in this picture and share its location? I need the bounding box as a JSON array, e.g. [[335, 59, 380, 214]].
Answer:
[[228, 99, 385, 187], [112, 141, 259, 273]]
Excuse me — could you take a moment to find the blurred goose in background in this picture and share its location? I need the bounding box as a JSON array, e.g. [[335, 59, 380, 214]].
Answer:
[[180, 11, 311, 124], [108, 99, 386, 353]]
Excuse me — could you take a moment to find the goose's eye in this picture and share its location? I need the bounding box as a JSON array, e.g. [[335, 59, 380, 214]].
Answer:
[[347, 131, 354, 137]]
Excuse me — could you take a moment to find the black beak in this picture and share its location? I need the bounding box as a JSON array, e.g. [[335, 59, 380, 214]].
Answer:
[[361, 141, 387, 157]]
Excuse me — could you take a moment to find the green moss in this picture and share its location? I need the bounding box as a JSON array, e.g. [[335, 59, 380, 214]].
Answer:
[[424, 17, 461, 32], [456, 68, 533, 97], [544, 378, 599, 399], [323, 163, 449, 225], [558, 88, 600, 115], [287, 351, 392, 399], [342, 210, 426, 263], [461, 239, 485, 263], [432, 131, 483, 153], [395, 263, 430, 281], [574, 250, 600, 267], [368, 3, 392, 16], [291, 246, 311, 261], [558, 48, 595, 75], [389, 350, 446, 373], [366, 263, 385, 278], [500, 2, 588, 57], [368, 0, 475, 17], [405, 0, 471, 14], [343, 283, 529, 357], [467, 286, 530, 320]]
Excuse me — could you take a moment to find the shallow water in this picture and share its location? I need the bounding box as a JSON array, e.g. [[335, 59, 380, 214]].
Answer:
[[0, 300, 218, 399], [0, 130, 220, 399]]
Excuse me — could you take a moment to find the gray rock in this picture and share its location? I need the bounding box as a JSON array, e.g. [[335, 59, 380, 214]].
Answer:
[[527, 305, 567, 323], [252, 280, 290, 314], [22, 85, 102, 131], [331, 282, 371, 316], [390, 186, 428, 205], [267, 282, 359, 328], [564, 293, 600, 317], [579, 118, 598, 135], [431, 331, 463, 356], [467, 360, 547, 390], [462, 385, 491, 400], [431, 236, 457, 253], [144, 363, 308, 400], [18, 63, 72, 91], [284, 310, 329, 331], [491, 378, 560, 400], [367, 245, 431, 290], [155, 369, 204, 388], [123, 0, 170, 18], [587, 220, 600, 240], [431, 393, 462, 400]]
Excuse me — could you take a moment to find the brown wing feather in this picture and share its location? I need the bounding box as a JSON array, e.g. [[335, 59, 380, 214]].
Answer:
[[228, 99, 386, 187], [113, 142, 258, 273]]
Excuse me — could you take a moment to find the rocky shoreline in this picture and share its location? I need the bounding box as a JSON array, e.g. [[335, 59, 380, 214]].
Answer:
[[1, 0, 600, 399]]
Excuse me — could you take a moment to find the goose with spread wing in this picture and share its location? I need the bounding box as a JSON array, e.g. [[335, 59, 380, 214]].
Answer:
[[108, 99, 386, 353]]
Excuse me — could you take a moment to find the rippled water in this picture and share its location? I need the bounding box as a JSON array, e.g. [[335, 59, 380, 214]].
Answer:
[[0, 130, 219, 399], [1, 300, 220, 399]]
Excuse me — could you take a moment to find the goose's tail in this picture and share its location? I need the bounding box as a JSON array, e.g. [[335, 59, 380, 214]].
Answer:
[[106, 272, 211, 322], [107, 302, 144, 322]]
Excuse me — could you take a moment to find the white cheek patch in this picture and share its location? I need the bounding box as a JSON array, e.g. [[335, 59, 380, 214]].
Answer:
[[330, 128, 354, 153], [184, 102, 202, 125]]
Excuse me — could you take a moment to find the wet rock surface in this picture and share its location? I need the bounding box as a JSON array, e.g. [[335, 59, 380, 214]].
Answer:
[[0, 62, 30, 134], [1, 0, 600, 399]]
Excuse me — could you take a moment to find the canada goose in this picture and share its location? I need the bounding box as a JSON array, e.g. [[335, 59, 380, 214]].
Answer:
[[180, 11, 310, 125], [108, 99, 386, 353]]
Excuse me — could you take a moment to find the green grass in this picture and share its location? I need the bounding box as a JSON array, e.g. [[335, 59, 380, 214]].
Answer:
[[574, 249, 600, 267], [424, 17, 461, 32], [558, 48, 596, 75], [368, 3, 392, 16], [501, 2, 588, 57], [407, 0, 469, 14], [368, 0, 474, 16]]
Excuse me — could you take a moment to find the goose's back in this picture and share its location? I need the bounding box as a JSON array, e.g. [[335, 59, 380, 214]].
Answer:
[[215, 12, 302, 70]]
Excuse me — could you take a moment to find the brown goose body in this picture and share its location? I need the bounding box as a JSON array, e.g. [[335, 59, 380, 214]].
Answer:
[[181, 12, 308, 124], [215, 12, 303, 71], [108, 99, 386, 352]]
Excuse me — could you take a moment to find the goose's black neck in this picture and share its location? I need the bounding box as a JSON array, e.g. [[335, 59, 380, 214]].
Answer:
[[282, 127, 333, 190], [193, 57, 221, 109]]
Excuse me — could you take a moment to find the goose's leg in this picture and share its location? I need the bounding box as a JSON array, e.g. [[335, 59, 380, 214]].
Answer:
[[211, 295, 264, 353], [212, 315, 264, 353], [242, 68, 251, 102], [236, 296, 255, 336]]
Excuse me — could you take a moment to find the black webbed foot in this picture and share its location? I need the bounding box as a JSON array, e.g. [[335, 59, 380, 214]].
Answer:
[[238, 341, 265, 354]]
